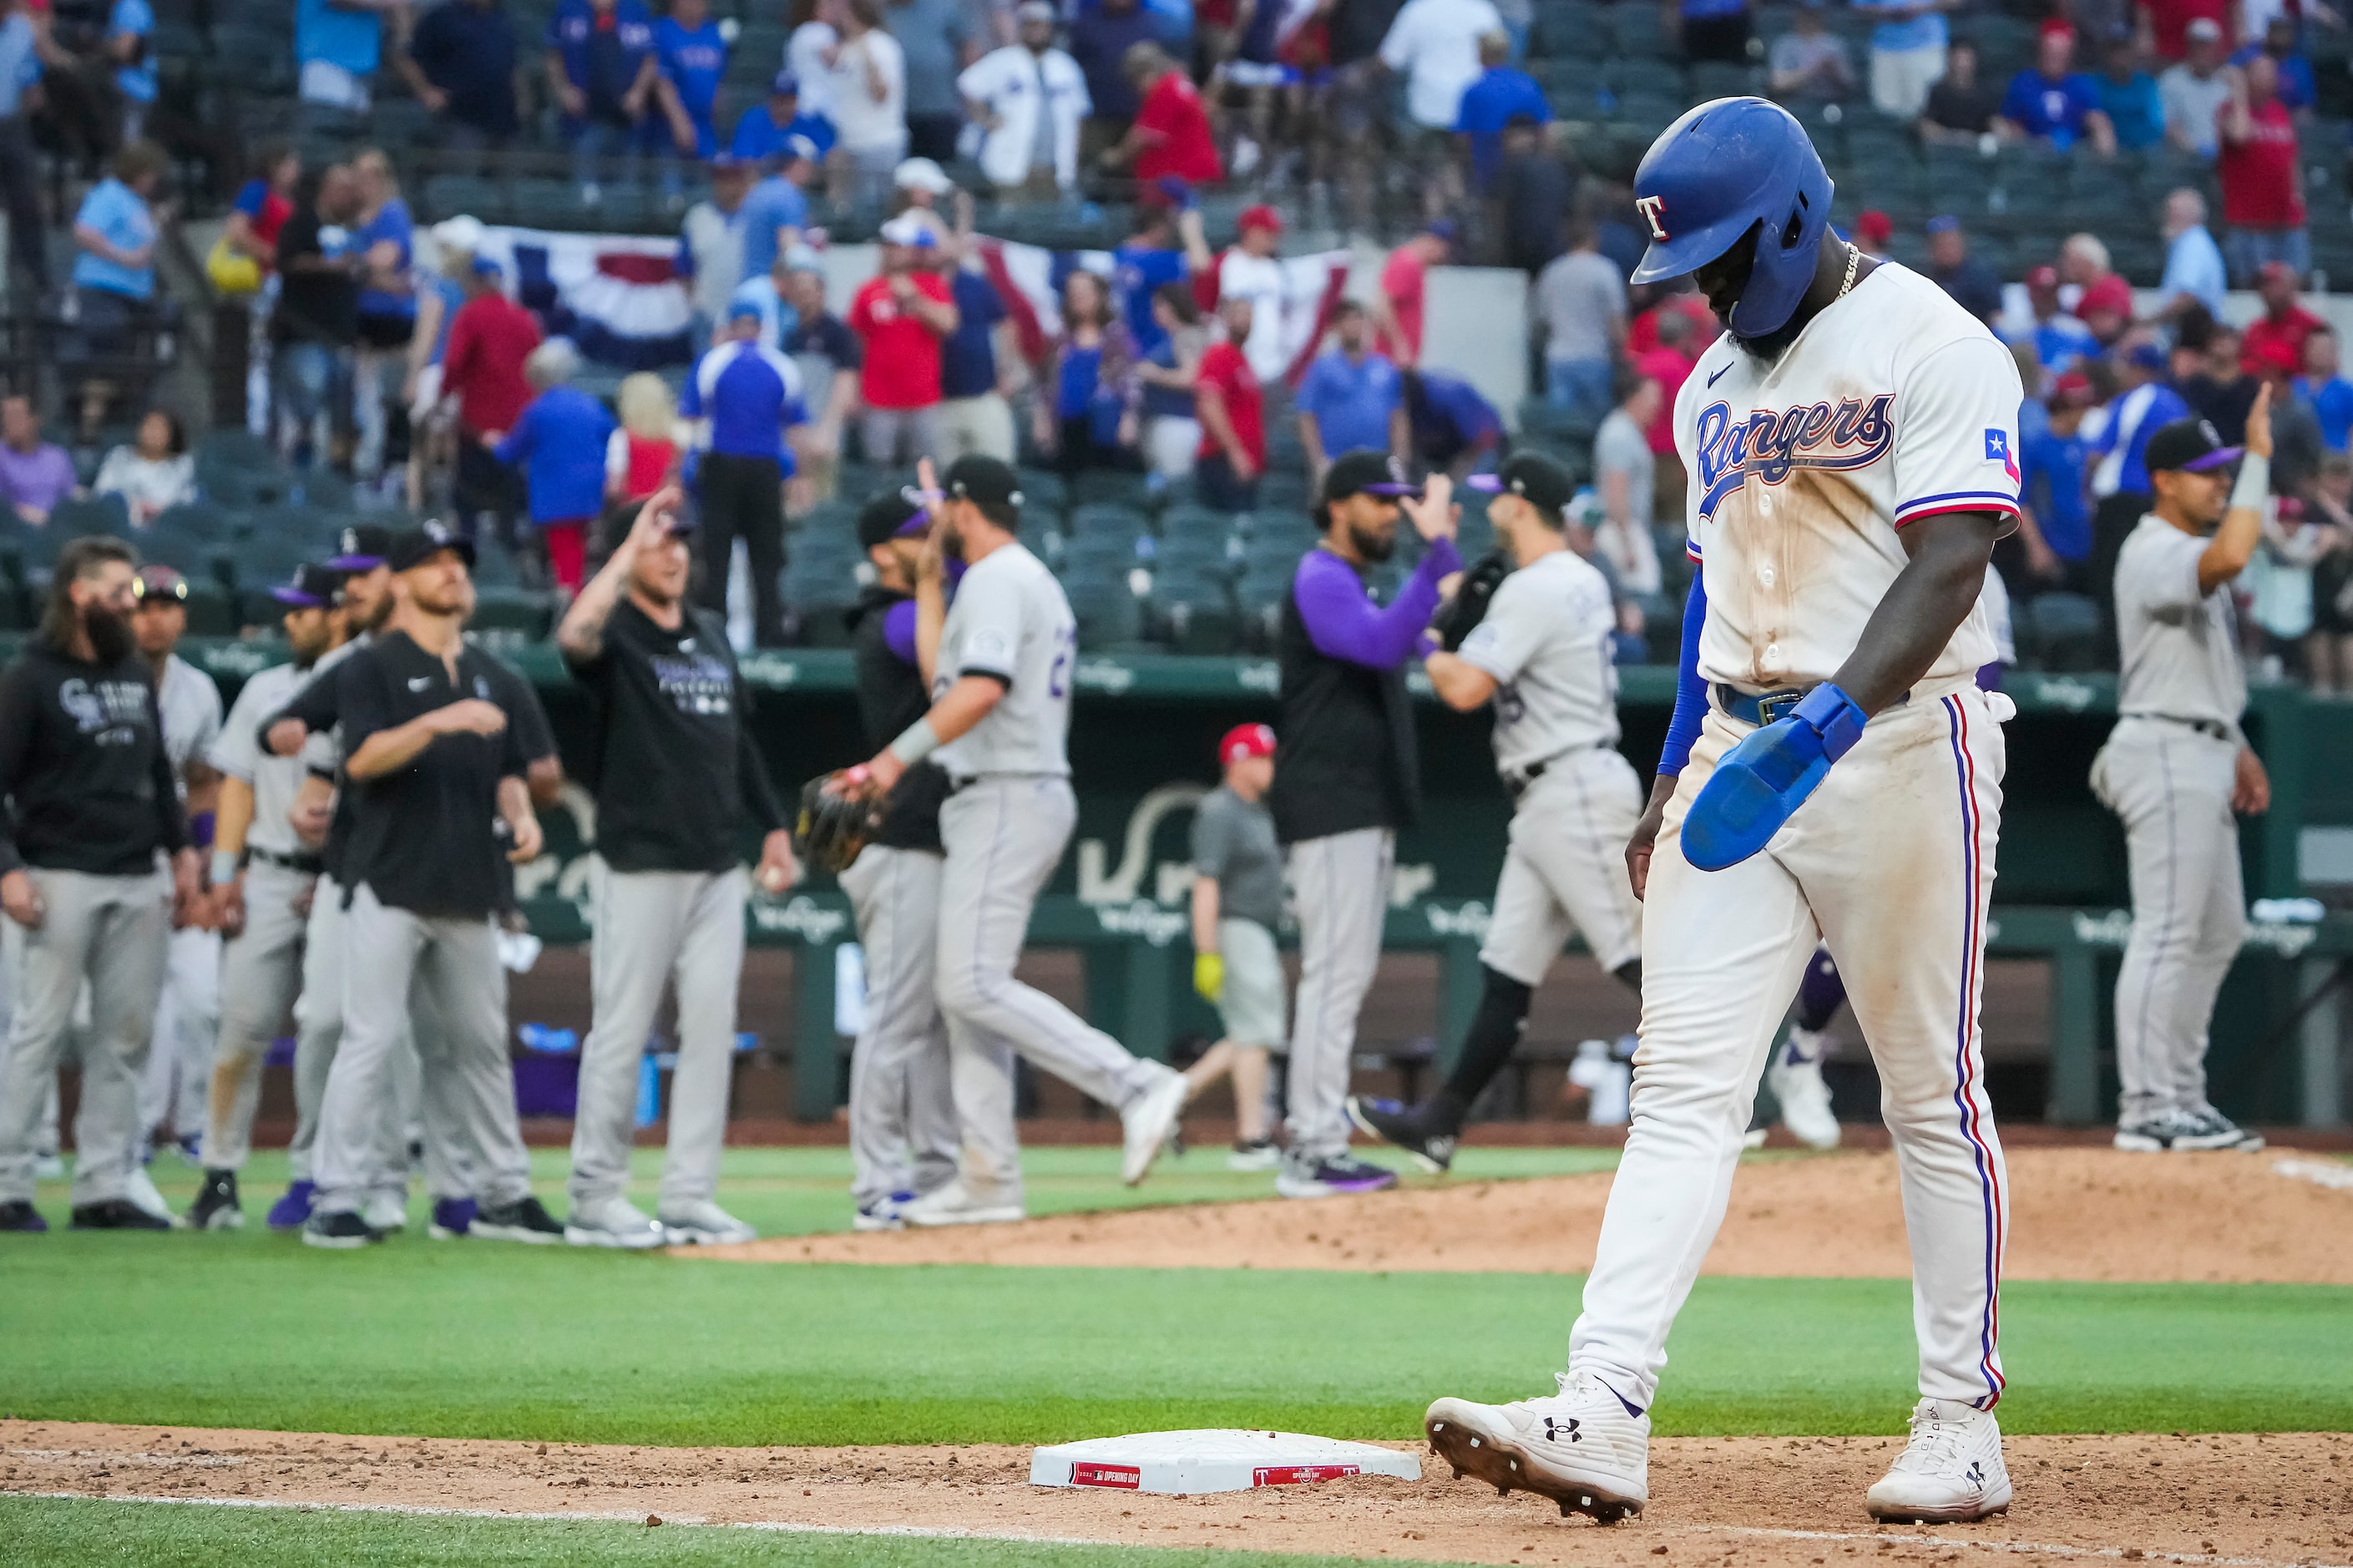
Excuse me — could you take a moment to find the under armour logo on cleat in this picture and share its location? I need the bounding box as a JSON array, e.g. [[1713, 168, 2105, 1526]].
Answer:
[[1541, 1417, 1581, 1444], [1965, 1462, 1985, 1487]]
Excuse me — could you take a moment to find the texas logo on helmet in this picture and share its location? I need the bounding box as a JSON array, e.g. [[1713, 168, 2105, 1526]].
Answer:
[[1629, 98, 1834, 340]]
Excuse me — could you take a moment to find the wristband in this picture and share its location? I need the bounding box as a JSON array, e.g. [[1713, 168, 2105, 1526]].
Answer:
[[887, 717, 941, 767], [2230, 453, 2270, 514], [1414, 628, 1442, 660], [210, 850, 239, 887], [1791, 681, 1867, 762], [190, 810, 215, 849]]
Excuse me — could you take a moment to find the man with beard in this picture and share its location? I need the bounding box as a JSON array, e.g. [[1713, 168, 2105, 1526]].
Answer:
[[848, 455, 1188, 1227], [1421, 98, 2022, 1529], [301, 520, 556, 1249], [555, 489, 797, 1248], [1270, 450, 1460, 1200], [0, 538, 200, 1232], [182, 564, 347, 1231]]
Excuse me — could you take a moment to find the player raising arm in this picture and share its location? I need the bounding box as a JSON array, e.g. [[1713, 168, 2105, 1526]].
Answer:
[[1423, 99, 2024, 1530]]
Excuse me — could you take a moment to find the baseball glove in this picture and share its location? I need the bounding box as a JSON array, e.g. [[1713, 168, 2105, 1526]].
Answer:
[[1430, 548, 1511, 652], [794, 771, 885, 875]]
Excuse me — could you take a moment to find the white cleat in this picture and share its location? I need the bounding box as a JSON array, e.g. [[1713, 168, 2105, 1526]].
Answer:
[[1866, 1398, 2013, 1523], [1424, 1371, 1650, 1523], [565, 1195, 668, 1249], [656, 1199, 757, 1247], [361, 1192, 407, 1234], [124, 1167, 175, 1224], [1119, 1070, 1190, 1186], [900, 1178, 1025, 1227], [1767, 1027, 1841, 1150]]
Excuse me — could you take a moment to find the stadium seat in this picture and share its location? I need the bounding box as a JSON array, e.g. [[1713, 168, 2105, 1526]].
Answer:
[[51, 494, 130, 538], [471, 587, 555, 641]]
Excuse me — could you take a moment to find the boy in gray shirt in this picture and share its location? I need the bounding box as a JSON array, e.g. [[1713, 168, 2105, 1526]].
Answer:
[[1187, 723, 1286, 1170]]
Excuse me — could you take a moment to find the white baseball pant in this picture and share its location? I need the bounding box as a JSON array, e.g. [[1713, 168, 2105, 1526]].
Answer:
[[0, 868, 171, 1206], [569, 866, 748, 1211], [841, 844, 959, 1210], [935, 776, 1170, 1198], [201, 861, 314, 1171], [1479, 746, 1646, 984], [140, 926, 221, 1144], [2091, 717, 2248, 1125], [1284, 827, 1394, 1162], [313, 885, 532, 1218], [1569, 683, 2011, 1411]]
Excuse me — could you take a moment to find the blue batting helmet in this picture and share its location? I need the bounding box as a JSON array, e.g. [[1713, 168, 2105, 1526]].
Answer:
[[1628, 98, 1835, 340]]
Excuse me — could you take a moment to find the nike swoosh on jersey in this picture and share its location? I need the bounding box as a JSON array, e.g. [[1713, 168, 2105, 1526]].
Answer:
[[1707, 362, 1732, 387]]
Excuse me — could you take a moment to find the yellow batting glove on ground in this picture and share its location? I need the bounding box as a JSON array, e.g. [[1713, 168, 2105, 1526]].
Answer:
[[1193, 951, 1224, 1004]]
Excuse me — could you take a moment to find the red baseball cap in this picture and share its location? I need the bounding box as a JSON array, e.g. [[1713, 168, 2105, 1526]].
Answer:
[[1855, 210, 1893, 249], [2026, 265, 2060, 293], [2051, 370, 2095, 407], [2077, 274, 2134, 320], [1237, 204, 1283, 235], [1217, 723, 1276, 766], [2247, 336, 2300, 376]]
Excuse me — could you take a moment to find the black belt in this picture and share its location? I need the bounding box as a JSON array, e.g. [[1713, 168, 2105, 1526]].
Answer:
[[1713, 682, 1906, 727], [247, 847, 324, 875], [1503, 743, 1603, 802], [2131, 712, 2232, 741]]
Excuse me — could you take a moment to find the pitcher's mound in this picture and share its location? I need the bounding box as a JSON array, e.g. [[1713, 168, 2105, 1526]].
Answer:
[[696, 1148, 2353, 1285]]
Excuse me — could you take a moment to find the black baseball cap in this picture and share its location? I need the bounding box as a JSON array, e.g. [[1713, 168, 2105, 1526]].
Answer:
[[1321, 449, 1422, 506], [271, 562, 342, 609], [2144, 417, 2243, 475], [858, 488, 929, 549], [387, 518, 478, 572], [942, 455, 1024, 508], [1467, 451, 1576, 518], [326, 523, 392, 572], [133, 564, 188, 603]]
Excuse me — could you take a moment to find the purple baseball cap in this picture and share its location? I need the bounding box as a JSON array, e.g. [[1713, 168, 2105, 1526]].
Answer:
[[271, 562, 342, 609], [2143, 417, 2242, 474], [326, 523, 392, 573]]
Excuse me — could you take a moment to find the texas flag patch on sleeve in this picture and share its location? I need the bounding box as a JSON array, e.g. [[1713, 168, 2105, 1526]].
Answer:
[[1984, 428, 2020, 484]]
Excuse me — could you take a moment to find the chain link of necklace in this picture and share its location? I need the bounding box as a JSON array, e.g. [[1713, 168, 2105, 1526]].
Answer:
[[1837, 240, 1862, 299]]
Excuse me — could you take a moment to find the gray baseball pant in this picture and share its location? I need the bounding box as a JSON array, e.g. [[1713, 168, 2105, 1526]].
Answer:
[[936, 776, 1169, 1197], [141, 926, 221, 1142], [0, 868, 171, 1206], [313, 884, 530, 1218], [841, 844, 959, 1209], [1284, 827, 1394, 1162], [200, 862, 315, 1171], [292, 877, 453, 1201], [569, 867, 747, 1211], [2092, 717, 2249, 1125], [1479, 748, 1647, 985]]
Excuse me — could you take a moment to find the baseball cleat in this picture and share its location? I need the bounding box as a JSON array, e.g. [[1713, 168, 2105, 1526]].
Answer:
[[901, 1178, 1026, 1227], [470, 1196, 565, 1243], [125, 1167, 175, 1224], [853, 1191, 916, 1232], [1866, 1398, 2011, 1523], [183, 1169, 243, 1231], [657, 1199, 757, 1246], [1346, 1095, 1457, 1174], [1227, 1138, 1280, 1171], [1424, 1371, 1649, 1524], [266, 1180, 316, 1231], [1120, 1070, 1191, 1186], [361, 1192, 407, 1234], [302, 1210, 385, 1249], [1766, 1029, 1841, 1150], [71, 1198, 173, 1231], [565, 1195, 667, 1249], [1275, 1151, 1399, 1199], [2173, 1108, 2263, 1152], [428, 1197, 477, 1239], [2113, 1115, 2180, 1153], [0, 1199, 48, 1232]]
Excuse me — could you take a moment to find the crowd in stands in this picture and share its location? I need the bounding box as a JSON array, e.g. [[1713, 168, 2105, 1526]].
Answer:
[[0, 0, 2350, 687]]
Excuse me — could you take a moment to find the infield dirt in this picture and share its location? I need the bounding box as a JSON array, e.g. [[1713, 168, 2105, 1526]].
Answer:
[[7, 1420, 2348, 1567], [695, 1147, 2353, 1285]]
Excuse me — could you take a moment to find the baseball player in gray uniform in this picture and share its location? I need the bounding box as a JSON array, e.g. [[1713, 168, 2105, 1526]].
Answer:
[[850, 455, 1188, 1226], [1187, 723, 1287, 1170], [182, 564, 346, 1231], [2095, 403, 2273, 1154], [131, 567, 223, 1168], [1348, 451, 1645, 1171]]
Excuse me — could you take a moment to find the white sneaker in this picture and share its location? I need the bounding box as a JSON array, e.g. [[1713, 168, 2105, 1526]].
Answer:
[[124, 1167, 175, 1224], [1866, 1398, 2012, 1523], [1768, 1027, 1841, 1151], [1424, 1371, 1649, 1523], [2173, 1106, 2264, 1151], [656, 1199, 757, 1246], [362, 1192, 407, 1233], [853, 1191, 913, 1232], [900, 1178, 1025, 1227], [1120, 1070, 1190, 1186], [565, 1195, 667, 1249]]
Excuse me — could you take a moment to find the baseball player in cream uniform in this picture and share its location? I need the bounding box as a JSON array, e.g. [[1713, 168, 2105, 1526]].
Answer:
[[2094, 406, 2273, 1154], [1349, 450, 1645, 1172], [182, 565, 347, 1230], [851, 455, 1188, 1226], [1425, 99, 2022, 1527]]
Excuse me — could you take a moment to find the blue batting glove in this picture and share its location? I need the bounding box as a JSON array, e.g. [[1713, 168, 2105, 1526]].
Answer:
[[1681, 683, 1867, 872]]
